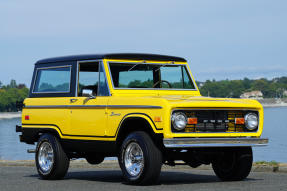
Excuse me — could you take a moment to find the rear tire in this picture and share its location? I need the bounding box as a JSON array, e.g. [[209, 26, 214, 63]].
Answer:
[[35, 133, 70, 180], [118, 131, 162, 185], [212, 147, 253, 181]]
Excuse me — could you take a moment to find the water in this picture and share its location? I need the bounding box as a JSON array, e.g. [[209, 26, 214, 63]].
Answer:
[[253, 107, 287, 162], [0, 108, 287, 162], [0, 118, 34, 160]]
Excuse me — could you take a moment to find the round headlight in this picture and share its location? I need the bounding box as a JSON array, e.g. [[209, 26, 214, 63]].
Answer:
[[171, 112, 187, 131], [244, 113, 258, 130]]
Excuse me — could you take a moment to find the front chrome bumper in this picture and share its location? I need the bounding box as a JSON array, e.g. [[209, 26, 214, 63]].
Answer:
[[163, 138, 268, 148]]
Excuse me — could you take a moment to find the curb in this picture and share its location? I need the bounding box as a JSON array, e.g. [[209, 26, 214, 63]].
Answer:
[[1, 160, 286, 173]]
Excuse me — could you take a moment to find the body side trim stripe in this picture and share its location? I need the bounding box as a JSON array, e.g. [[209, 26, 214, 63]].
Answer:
[[24, 105, 162, 109], [22, 112, 163, 138], [22, 124, 115, 138]]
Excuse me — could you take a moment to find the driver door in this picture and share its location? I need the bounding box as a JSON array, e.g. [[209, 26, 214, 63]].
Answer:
[[69, 61, 110, 137]]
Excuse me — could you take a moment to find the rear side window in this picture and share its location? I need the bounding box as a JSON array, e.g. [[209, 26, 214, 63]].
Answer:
[[33, 66, 71, 93]]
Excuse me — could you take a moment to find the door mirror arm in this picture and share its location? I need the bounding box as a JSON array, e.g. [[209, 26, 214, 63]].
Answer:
[[82, 89, 96, 104]]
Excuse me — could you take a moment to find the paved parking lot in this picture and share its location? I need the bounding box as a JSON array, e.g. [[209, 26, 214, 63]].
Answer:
[[0, 166, 287, 191]]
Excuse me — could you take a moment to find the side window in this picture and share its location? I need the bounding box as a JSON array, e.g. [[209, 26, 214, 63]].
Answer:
[[33, 66, 71, 93], [78, 62, 99, 96], [98, 63, 109, 96]]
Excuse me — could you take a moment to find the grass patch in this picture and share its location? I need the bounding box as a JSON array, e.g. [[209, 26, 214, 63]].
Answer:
[[255, 160, 279, 166]]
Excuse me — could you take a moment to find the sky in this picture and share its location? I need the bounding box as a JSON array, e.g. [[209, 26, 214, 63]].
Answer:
[[0, 0, 286, 86]]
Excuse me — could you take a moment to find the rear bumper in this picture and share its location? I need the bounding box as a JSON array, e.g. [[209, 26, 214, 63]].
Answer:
[[16, 125, 22, 132], [163, 137, 268, 148]]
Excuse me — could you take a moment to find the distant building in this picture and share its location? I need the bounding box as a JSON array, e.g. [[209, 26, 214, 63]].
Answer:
[[283, 90, 287, 97], [240, 91, 263, 99], [17, 84, 26, 89]]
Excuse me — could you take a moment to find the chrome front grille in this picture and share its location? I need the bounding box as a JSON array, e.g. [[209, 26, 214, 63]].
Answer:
[[172, 110, 258, 133]]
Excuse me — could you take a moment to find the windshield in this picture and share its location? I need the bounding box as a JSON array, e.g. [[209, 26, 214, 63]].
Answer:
[[109, 62, 196, 90]]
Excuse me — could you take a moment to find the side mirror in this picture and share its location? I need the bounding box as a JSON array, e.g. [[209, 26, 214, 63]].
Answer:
[[82, 89, 95, 98], [82, 89, 95, 104]]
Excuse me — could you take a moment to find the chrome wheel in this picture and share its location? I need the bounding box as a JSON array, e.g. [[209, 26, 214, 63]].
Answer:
[[38, 142, 54, 173], [124, 142, 144, 177]]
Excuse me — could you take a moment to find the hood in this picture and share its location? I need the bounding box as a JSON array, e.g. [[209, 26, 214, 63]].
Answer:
[[153, 95, 262, 109]]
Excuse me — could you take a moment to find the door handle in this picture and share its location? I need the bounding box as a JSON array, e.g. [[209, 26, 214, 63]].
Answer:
[[70, 99, 78, 103]]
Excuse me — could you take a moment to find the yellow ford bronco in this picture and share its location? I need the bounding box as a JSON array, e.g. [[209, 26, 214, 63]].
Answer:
[[16, 53, 268, 185]]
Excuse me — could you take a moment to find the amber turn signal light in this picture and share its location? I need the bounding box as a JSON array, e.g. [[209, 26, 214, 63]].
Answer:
[[154, 116, 162, 122], [235, 118, 245, 125], [187, 117, 197, 124]]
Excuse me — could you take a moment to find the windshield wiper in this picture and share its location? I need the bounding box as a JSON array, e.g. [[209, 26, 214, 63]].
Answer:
[[128, 63, 142, 71], [154, 65, 164, 72]]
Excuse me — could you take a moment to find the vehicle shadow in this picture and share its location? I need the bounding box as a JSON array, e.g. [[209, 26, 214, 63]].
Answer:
[[28, 170, 260, 185], [159, 171, 258, 185]]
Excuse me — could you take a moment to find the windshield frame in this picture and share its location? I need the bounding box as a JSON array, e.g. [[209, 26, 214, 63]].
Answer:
[[107, 61, 198, 91]]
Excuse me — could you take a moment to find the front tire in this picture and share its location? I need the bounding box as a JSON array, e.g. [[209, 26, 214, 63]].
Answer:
[[212, 147, 253, 181], [118, 131, 162, 185], [36, 133, 70, 180]]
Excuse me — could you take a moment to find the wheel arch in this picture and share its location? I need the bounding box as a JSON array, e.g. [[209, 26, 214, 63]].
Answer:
[[116, 114, 163, 149], [21, 126, 62, 144], [38, 128, 61, 139]]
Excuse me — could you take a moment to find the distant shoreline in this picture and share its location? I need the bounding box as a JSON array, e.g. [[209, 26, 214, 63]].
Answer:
[[258, 98, 287, 108], [0, 112, 21, 119], [261, 103, 287, 108]]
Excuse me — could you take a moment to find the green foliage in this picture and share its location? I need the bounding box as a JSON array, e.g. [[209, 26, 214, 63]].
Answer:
[[198, 77, 287, 98], [127, 79, 154, 88], [120, 78, 194, 89], [255, 160, 279, 166], [1, 76, 286, 112], [0, 80, 29, 112]]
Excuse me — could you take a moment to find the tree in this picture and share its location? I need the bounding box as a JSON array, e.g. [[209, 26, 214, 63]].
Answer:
[[0, 80, 29, 112], [9, 79, 17, 88], [242, 78, 251, 90], [17, 84, 26, 89], [199, 76, 287, 98]]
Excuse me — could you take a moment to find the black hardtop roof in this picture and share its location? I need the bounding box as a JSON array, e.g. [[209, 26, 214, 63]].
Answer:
[[36, 53, 186, 64]]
